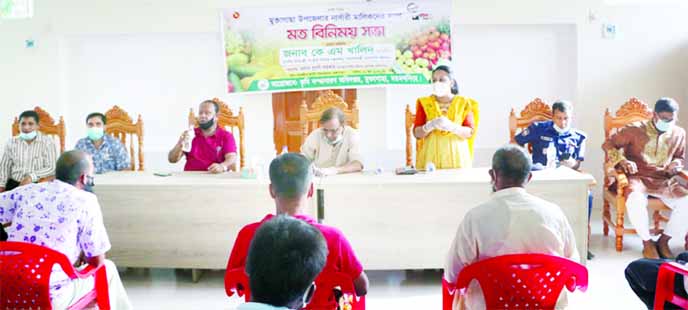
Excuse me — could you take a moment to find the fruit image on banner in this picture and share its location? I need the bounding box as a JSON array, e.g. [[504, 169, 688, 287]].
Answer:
[[222, 0, 452, 93]]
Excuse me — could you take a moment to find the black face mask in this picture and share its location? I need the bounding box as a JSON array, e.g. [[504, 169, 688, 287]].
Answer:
[[84, 175, 95, 193], [199, 119, 215, 130]]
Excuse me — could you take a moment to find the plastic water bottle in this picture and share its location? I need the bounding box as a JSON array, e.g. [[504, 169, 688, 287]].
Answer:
[[281, 146, 288, 155], [426, 162, 436, 172], [546, 142, 557, 169], [182, 126, 194, 153]]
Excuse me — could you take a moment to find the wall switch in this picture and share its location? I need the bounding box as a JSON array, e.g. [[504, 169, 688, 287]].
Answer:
[[602, 24, 617, 39]]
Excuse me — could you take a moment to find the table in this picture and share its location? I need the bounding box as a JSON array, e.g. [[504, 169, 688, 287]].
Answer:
[[95, 168, 594, 270]]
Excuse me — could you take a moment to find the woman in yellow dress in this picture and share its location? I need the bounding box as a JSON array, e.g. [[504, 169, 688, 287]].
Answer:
[[413, 65, 480, 169]]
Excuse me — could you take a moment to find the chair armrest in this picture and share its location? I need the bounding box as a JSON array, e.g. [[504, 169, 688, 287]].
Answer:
[[659, 262, 688, 278]]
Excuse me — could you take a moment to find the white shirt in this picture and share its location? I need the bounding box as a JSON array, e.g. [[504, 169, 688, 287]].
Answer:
[[301, 126, 363, 169], [0, 180, 111, 299], [237, 302, 293, 310], [444, 187, 579, 310]]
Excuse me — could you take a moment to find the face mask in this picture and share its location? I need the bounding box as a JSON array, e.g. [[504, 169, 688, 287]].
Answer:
[[327, 134, 343, 145], [199, 119, 215, 130], [19, 131, 37, 141], [87, 127, 105, 141], [83, 175, 95, 193], [553, 124, 570, 134], [655, 119, 674, 132], [432, 82, 452, 98]]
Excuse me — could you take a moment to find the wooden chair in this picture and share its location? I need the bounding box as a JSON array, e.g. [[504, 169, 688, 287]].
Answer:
[[508, 98, 552, 153], [297, 90, 359, 141], [11, 106, 66, 153], [603, 97, 670, 252], [104, 105, 144, 171], [404, 104, 419, 167], [188, 98, 246, 171]]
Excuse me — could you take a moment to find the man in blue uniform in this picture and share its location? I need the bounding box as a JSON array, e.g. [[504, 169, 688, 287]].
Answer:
[[515, 100, 587, 170], [515, 100, 593, 259]]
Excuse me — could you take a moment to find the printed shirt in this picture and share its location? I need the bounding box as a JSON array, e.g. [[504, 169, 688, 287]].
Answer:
[[75, 134, 131, 173]]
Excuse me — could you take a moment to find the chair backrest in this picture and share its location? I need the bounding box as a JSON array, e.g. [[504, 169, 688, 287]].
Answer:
[[188, 98, 246, 171], [654, 262, 688, 310], [405, 104, 421, 167], [225, 267, 251, 302], [299, 90, 359, 140], [104, 105, 145, 171], [0, 241, 77, 309], [603, 98, 652, 182], [308, 271, 365, 310], [454, 254, 588, 310], [11, 106, 66, 153], [224, 267, 365, 310], [508, 98, 552, 153]]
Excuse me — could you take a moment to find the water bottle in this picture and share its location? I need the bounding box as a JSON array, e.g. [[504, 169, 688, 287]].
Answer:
[[426, 162, 436, 172], [281, 146, 289, 155], [546, 142, 557, 169], [182, 126, 194, 152]]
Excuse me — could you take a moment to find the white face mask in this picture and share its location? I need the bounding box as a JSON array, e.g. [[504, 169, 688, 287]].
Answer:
[[655, 119, 674, 132], [432, 82, 452, 98], [553, 124, 570, 134], [327, 134, 343, 145]]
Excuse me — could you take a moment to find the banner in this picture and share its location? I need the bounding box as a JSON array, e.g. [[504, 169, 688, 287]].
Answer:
[[222, 0, 452, 93]]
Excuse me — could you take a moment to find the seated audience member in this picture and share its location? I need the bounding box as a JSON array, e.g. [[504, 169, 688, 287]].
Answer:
[[301, 108, 363, 176], [444, 145, 578, 310], [626, 251, 688, 309], [0, 110, 57, 192], [602, 97, 688, 259], [514, 100, 586, 170], [168, 99, 237, 173], [75, 112, 131, 173], [226, 153, 368, 300], [0, 150, 132, 309], [239, 215, 328, 310]]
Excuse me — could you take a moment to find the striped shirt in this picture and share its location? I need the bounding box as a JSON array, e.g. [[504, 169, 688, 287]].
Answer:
[[0, 132, 57, 185]]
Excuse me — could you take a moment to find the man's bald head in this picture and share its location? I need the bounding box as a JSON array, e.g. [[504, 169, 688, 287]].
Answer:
[[56, 150, 91, 185]]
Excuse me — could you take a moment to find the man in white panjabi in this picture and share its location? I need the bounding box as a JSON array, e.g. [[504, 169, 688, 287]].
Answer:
[[301, 107, 363, 176], [444, 145, 579, 310]]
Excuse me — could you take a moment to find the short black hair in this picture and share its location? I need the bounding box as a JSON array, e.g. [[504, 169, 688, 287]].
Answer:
[[492, 145, 532, 185], [432, 65, 459, 95], [55, 150, 90, 185], [552, 100, 573, 114], [319, 107, 346, 125], [200, 99, 220, 114], [19, 110, 39, 124], [655, 97, 679, 113], [269, 153, 313, 199], [246, 215, 327, 307], [86, 112, 107, 125]]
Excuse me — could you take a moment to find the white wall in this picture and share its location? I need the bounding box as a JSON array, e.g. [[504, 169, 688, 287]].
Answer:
[[1, 0, 688, 209]]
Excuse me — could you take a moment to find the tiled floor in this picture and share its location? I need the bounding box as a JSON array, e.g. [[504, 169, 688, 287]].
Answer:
[[121, 216, 679, 309]]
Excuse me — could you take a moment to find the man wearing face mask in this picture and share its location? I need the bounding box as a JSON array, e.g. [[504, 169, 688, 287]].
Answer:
[[444, 145, 578, 310], [0, 150, 132, 309], [75, 112, 130, 174], [603, 97, 688, 259], [0, 110, 57, 193], [301, 107, 363, 176], [515, 101, 587, 171], [413, 65, 480, 170], [168, 99, 238, 173]]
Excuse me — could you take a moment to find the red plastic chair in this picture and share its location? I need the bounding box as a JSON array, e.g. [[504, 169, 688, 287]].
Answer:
[[307, 271, 365, 310], [225, 267, 251, 302], [442, 254, 588, 310], [654, 262, 688, 310], [0, 241, 110, 310]]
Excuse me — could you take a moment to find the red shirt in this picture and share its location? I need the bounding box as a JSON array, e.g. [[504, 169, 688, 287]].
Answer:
[[226, 214, 364, 288], [184, 127, 237, 171]]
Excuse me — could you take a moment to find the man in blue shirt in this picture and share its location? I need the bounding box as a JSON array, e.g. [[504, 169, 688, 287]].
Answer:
[[515, 100, 593, 259], [74, 113, 130, 174], [515, 100, 587, 170]]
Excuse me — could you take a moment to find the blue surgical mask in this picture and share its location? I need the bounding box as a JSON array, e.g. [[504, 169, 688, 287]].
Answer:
[[87, 127, 105, 141], [655, 119, 674, 132], [19, 131, 37, 141]]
